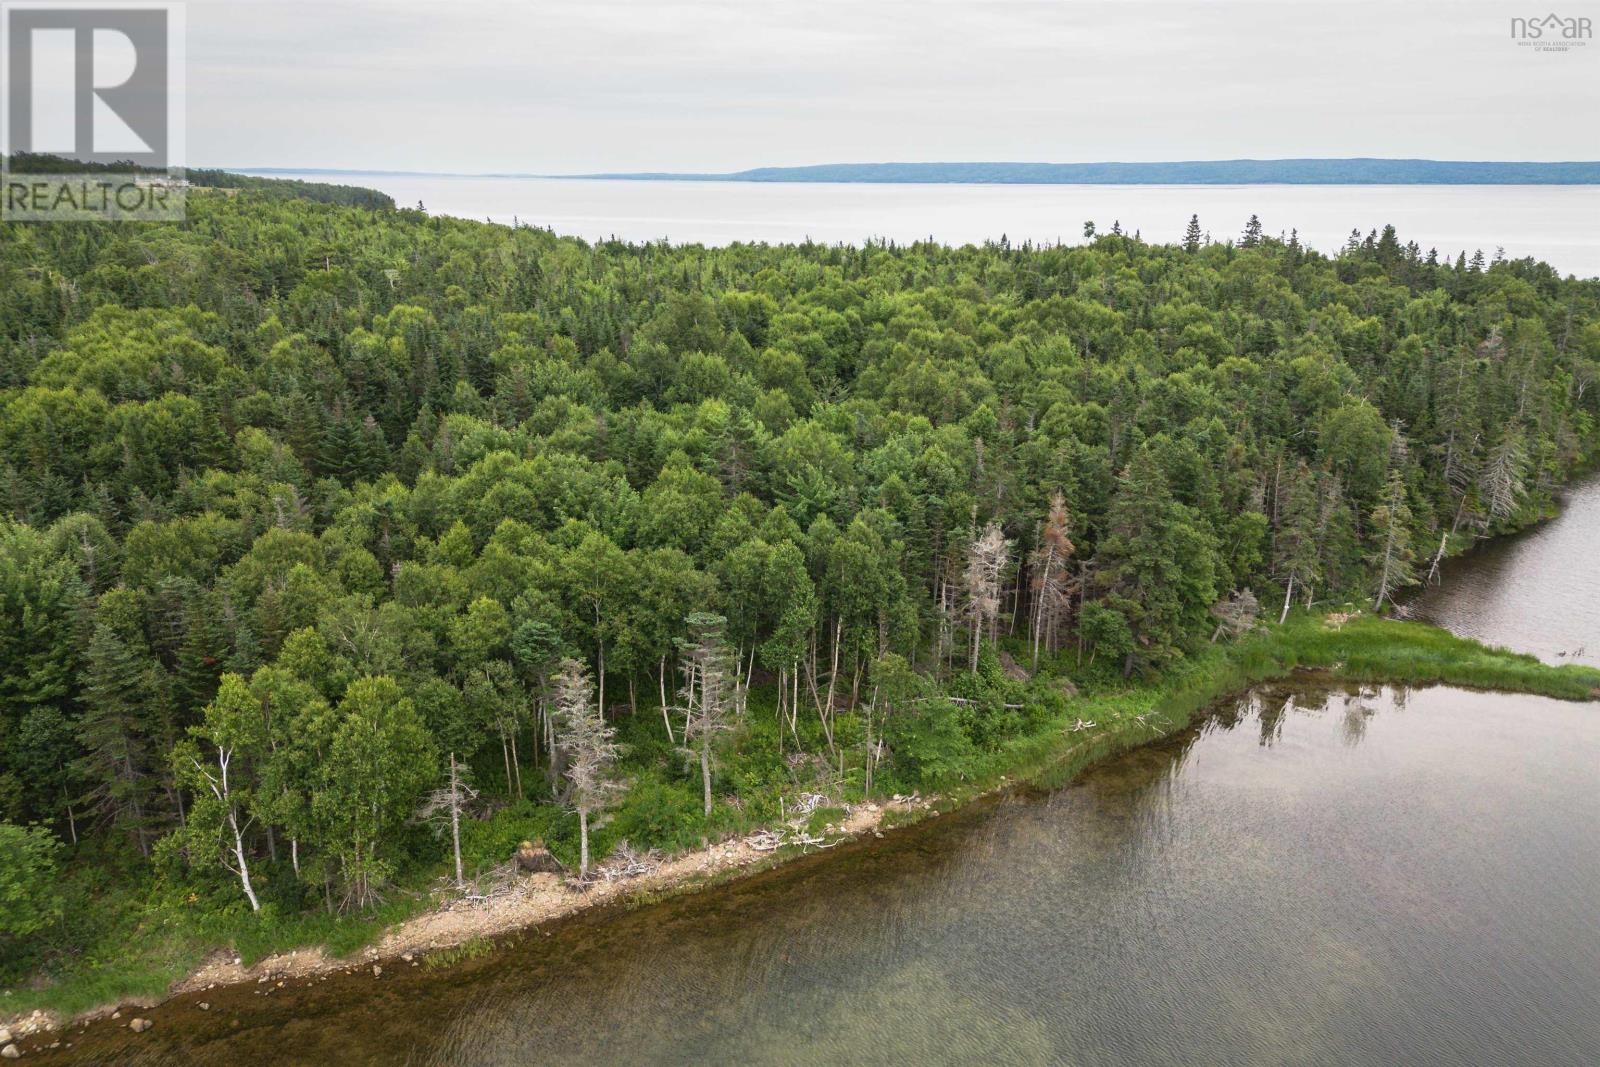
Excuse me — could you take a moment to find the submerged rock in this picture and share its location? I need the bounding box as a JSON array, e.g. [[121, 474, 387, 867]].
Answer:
[[129, 1018, 152, 1033], [1, 1043, 18, 1059]]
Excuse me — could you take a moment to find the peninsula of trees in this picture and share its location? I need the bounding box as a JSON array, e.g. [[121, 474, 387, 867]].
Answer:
[[2, 173, 1598, 1001]]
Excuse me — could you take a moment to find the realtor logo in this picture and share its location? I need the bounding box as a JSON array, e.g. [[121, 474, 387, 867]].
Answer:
[[1509, 12, 1592, 50], [2, 2, 186, 220]]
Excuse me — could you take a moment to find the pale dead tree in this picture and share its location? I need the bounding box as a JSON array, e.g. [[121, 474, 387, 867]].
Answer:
[[1424, 531, 1450, 586], [965, 522, 1011, 673], [678, 612, 735, 816], [1478, 426, 1527, 524], [416, 753, 480, 889], [1573, 358, 1598, 404], [1028, 493, 1076, 668], [1388, 420, 1411, 466], [552, 657, 620, 880], [1209, 590, 1260, 642], [933, 561, 957, 672]]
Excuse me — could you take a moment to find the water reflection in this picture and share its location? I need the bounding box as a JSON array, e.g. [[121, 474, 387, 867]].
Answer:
[[54, 681, 1600, 1066]]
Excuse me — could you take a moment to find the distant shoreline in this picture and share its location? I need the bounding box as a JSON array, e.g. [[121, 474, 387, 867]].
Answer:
[[232, 159, 1600, 185]]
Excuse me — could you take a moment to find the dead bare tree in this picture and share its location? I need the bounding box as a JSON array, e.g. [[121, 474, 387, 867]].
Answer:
[[1479, 426, 1527, 525], [678, 612, 735, 816], [965, 521, 1011, 673], [1028, 493, 1075, 668], [416, 752, 480, 889], [1209, 589, 1260, 642], [552, 657, 620, 880]]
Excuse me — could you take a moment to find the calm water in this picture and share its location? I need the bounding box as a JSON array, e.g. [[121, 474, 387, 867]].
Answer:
[[246, 173, 1600, 278], [1403, 473, 1600, 668], [48, 683, 1600, 1066], [43, 465, 1600, 1067]]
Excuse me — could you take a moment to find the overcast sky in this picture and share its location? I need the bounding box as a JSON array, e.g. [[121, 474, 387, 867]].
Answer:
[[188, 0, 1600, 173]]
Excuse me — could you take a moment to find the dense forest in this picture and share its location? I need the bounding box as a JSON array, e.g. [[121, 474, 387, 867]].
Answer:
[[2, 176, 1598, 987], [3, 153, 395, 210]]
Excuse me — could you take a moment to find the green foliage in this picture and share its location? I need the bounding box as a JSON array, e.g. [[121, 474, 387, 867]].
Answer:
[[310, 676, 437, 908], [603, 774, 709, 855], [1, 166, 1598, 1012], [0, 823, 64, 938]]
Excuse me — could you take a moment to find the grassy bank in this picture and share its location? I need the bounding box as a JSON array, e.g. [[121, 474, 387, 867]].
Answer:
[[928, 611, 1600, 807], [6, 613, 1597, 1029]]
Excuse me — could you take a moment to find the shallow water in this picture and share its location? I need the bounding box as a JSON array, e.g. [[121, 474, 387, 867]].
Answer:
[[50, 681, 1600, 1066], [43, 466, 1600, 1067]]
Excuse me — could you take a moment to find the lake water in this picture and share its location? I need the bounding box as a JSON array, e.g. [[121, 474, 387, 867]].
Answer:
[[244, 173, 1600, 279], [44, 482, 1600, 1066], [1403, 472, 1600, 669]]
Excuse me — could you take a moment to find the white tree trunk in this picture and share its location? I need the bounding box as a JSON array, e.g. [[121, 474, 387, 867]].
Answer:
[[449, 752, 464, 887], [700, 745, 713, 816], [659, 656, 675, 744], [578, 807, 590, 878], [228, 809, 260, 912]]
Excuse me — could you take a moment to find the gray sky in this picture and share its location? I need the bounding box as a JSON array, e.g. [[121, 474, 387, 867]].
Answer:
[[190, 0, 1600, 172]]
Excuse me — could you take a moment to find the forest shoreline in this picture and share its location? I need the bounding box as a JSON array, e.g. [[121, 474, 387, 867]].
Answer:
[[6, 176, 1600, 1052], [7, 610, 1597, 1046]]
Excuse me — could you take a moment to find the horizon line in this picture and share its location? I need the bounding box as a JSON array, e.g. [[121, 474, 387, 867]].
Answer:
[[222, 157, 1600, 185]]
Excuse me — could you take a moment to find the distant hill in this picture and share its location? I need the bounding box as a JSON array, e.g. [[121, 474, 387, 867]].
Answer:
[[572, 159, 1600, 185], [5, 153, 395, 209], [185, 168, 395, 210]]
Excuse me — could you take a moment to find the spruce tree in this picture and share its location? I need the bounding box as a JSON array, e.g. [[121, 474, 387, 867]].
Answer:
[[1183, 214, 1202, 253], [1273, 463, 1322, 622], [1094, 450, 1218, 674], [76, 615, 160, 855], [1241, 214, 1264, 248], [1369, 471, 1417, 611]]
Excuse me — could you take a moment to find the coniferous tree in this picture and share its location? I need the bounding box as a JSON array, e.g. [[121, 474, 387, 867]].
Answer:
[[1241, 214, 1264, 247], [1183, 214, 1203, 253], [1094, 449, 1218, 674], [1369, 471, 1417, 611], [76, 609, 161, 855], [1479, 426, 1527, 525], [1273, 463, 1321, 622]]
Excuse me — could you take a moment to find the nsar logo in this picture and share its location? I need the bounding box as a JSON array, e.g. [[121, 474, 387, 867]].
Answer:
[[1509, 12, 1592, 51]]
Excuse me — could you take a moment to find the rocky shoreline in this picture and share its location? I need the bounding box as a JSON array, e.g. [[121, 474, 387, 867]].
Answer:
[[0, 796, 929, 1058]]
